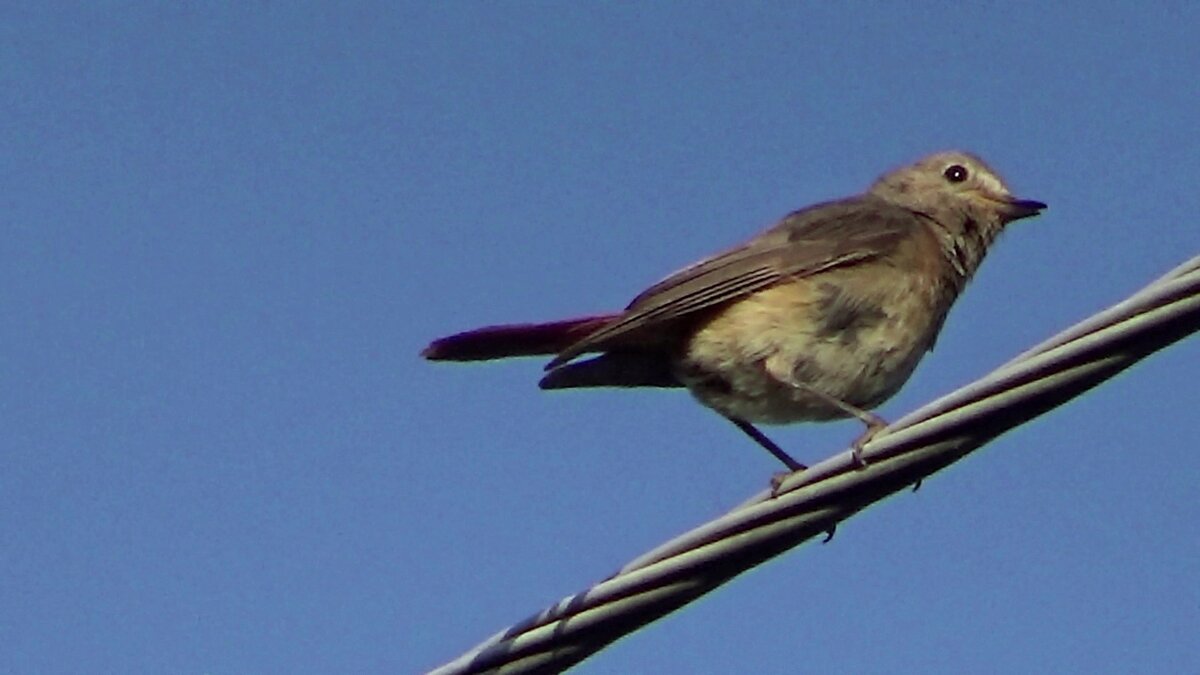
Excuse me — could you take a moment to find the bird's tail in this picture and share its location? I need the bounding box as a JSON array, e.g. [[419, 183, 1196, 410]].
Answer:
[[420, 314, 620, 362]]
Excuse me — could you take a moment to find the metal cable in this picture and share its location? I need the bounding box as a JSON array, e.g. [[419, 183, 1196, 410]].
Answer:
[[428, 255, 1200, 675]]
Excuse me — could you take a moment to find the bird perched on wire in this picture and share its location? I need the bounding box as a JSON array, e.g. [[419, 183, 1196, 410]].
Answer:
[[421, 151, 1046, 472]]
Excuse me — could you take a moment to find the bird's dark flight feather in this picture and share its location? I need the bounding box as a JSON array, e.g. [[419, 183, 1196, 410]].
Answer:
[[546, 196, 923, 368]]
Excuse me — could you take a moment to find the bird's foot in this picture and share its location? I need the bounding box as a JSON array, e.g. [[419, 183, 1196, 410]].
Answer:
[[769, 471, 791, 497], [849, 414, 888, 469]]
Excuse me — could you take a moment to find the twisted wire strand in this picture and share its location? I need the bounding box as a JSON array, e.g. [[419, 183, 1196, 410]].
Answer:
[[428, 255, 1200, 675]]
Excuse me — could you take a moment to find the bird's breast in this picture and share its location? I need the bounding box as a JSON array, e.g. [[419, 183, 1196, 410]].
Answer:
[[674, 266, 951, 424]]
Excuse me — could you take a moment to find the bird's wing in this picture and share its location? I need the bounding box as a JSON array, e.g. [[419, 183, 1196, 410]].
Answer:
[[547, 197, 923, 368]]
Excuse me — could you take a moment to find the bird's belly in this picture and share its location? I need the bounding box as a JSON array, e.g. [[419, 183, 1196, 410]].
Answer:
[[674, 277, 942, 424]]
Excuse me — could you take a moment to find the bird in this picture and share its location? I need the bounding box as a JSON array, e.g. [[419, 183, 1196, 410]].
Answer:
[[421, 151, 1046, 472]]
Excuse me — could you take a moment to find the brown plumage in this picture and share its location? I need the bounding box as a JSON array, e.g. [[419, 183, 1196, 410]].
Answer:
[[422, 151, 1046, 471]]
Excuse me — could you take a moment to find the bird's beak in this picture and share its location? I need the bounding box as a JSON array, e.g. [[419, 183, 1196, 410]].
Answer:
[[988, 195, 1047, 221]]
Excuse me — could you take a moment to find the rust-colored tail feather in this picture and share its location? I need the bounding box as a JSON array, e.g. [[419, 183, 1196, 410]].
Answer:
[[420, 314, 619, 362]]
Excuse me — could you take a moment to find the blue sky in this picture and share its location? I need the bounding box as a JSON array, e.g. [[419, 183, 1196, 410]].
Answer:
[[3, 4, 1199, 673]]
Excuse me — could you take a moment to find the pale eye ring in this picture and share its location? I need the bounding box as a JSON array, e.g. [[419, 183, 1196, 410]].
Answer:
[[943, 164, 969, 183]]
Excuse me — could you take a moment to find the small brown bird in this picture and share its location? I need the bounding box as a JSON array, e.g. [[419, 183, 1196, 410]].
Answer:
[[422, 151, 1046, 471]]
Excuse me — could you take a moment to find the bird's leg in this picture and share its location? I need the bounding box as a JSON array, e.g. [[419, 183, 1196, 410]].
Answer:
[[728, 417, 807, 472], [728, 418, 820, 522], [785, 381, 888, 468]]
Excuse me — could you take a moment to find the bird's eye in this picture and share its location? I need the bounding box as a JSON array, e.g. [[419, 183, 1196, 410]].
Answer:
[[943, 164, 969, 183]]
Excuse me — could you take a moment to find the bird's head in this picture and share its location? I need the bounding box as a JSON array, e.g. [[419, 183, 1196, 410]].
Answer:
[[870, 150, 1046, 233]]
